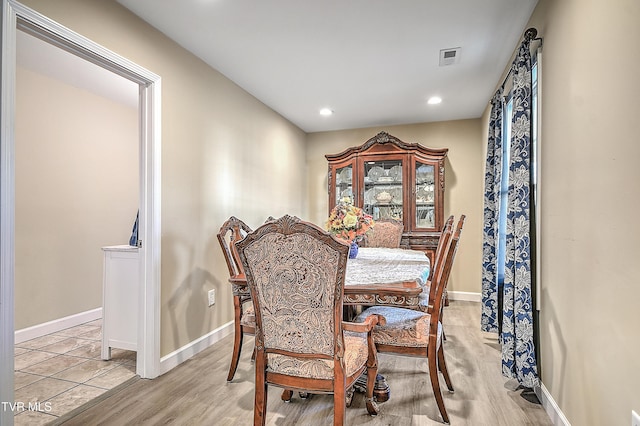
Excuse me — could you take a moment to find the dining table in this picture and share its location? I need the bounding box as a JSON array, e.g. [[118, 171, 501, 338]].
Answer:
[[228, 246, 431, 311], [343, 247, 431, 309]]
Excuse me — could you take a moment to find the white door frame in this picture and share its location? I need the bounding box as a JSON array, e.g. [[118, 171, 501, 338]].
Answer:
[[1, 2, 161, 422]]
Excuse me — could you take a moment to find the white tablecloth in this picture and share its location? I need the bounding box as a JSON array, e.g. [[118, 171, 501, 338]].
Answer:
[[345, 247, 430, 289]]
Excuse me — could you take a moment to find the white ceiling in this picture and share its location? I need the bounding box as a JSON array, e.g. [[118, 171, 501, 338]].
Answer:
[[116, 0, 539, 133], [16, 31, 138, 108], [18, 1, 539, 133], [16, 30, 139, 109]]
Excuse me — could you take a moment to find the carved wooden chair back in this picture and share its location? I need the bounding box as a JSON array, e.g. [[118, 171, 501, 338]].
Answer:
[[435, 215, 465, 335], [217, 216, 252, 279], [237, 215, 381, 425], [427, 215, 464, 310], [430, 215, 463, 321], [364, 218, 404, 248], [217, 216, 254, 382], [428, 215, 455, 281]]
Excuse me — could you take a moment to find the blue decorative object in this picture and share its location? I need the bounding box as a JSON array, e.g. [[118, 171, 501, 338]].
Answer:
[[349, 241, 359, 259], [129, 211, 139, 247]]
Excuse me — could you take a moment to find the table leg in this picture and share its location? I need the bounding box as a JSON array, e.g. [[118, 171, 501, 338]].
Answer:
[[353, 372, 390, 402]]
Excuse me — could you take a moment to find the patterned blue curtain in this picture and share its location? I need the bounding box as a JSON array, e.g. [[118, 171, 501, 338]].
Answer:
[[502, 40, 538, 388], [482, 39, 539, 388], [481, 89, 503, 334]]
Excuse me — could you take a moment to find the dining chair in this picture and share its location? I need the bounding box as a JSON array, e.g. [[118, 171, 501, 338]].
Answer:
[[363, 218, 403, 248], [354, 222, 461, 424], [217, 216, 255, 382], [236, 215, 383, 426]]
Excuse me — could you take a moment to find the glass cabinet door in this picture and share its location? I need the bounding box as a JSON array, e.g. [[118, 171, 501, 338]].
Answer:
[[363, 159, 403, 221], [335, 164, 353, 202], [415, 162, 436, 228]]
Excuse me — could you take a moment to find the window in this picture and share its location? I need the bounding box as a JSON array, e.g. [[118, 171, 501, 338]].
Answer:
[[496, 58, 539, 288]]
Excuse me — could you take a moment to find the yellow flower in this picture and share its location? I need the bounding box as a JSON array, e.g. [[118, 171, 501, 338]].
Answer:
[[343, 212, 357, 228], [325, 197, 375, 244]]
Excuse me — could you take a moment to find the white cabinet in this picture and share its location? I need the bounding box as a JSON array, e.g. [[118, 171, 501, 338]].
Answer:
[[101, 245, 139, 360]]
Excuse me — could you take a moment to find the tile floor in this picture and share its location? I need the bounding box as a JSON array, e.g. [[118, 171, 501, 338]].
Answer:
[[13, 319, 137, 425]]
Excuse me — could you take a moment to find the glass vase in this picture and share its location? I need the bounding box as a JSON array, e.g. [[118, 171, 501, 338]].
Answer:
[[349, 241, 359, 259]]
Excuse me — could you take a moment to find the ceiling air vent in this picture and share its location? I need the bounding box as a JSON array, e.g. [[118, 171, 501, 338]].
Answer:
[[439, 47, 461, 66]]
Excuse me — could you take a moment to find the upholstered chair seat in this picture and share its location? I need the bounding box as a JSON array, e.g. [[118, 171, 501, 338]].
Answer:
[[355, 306, 442, 349], [268, 331, 368, 379]]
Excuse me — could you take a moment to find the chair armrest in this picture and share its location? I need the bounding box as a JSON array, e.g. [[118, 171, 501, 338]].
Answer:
[[228, 273, 246, 285], [229, 274, 250, 298], [342, 314, 386, 333]]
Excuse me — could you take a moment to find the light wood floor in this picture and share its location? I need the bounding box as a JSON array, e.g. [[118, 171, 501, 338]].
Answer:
[[55, 301, 552, 425]]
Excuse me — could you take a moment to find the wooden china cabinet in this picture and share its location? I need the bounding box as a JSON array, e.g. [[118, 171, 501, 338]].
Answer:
[[326, 131, 448, 263]]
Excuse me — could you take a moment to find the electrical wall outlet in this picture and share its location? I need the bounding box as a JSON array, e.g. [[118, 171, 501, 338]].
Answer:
[[632, 410, 640, 426], [207, 289, 216, 307]]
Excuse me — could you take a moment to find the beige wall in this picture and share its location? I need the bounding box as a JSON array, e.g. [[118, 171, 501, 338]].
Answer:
[[307, 120, 484, 295], [15, 66, 138, 329], [513, 1, 640, 424], [21, 0, 308, 357]]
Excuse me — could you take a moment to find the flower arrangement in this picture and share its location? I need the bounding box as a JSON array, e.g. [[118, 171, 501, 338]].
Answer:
[[325, 197, 374, 244]]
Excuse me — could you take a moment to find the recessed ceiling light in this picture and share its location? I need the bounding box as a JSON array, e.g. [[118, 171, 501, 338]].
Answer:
[[319, 108, 334, 116], [427, 96, 442, 105]]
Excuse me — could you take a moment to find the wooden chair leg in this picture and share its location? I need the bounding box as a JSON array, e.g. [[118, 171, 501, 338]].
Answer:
[[281, 389, 293, 402], [346, 387, 355, 407], [226, 310, 244, 381], [333, 386, 346, 426], [365, 373, 380, 415], [364, 317, 381, 415], [254, 359, 268, 426], [437, 344, 454, 392], [428, 348, 450, 424], [365, 351, 380, 415]]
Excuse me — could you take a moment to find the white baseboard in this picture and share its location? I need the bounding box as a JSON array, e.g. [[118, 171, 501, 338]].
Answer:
[[15, 308, 103, 344], [159, 321, 234, 376], [448, 291, 481, 302], [535, 382, 571, 426]]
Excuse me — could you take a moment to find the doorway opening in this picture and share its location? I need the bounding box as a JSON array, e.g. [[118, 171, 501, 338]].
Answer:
[[1, 2, 161, 423]]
